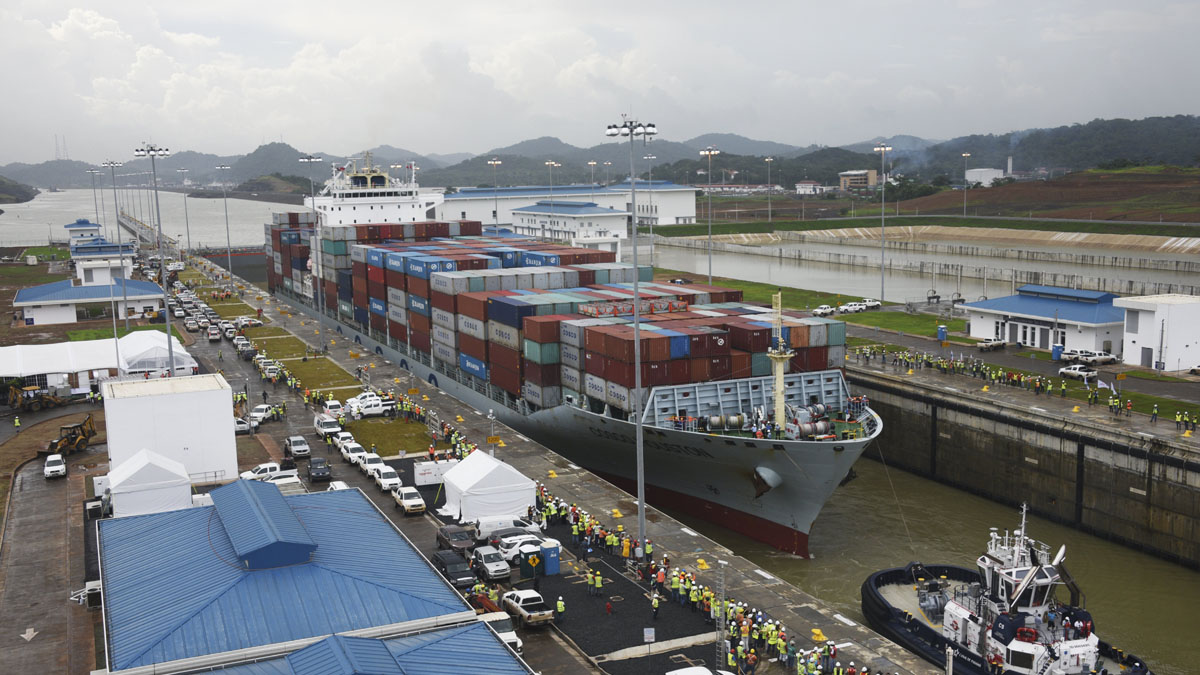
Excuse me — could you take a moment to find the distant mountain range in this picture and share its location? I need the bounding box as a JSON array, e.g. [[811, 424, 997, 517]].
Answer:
[[4, 115, 1198, 190]]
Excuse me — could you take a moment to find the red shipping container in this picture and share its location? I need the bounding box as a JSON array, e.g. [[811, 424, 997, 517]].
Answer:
[[646, 334, 671, 361], [489, 343, 522, 373], [667, 358, 691, 385], [457, 291, 509, 321], [352, 261, 367, 278], [708, 355, 732, 380], [645, 361, 669, 387], [431, 291, 456, 313], [583, 350, 607, 378], [385, 269, 406, 291], [788, 323, 810, 349], [728, 323, 770, 353], [352, 276, 368, 296], [604, 357, 635, 388], [524, 360, 561, 387], [366, 266, 385, 285], [584, 326, 610, 354], [412, 222, 429, 239], [368, 280, 386, 300], [408, 277, 429, 298], [388, 320, 408, 342], [459, 334, 488, 361], [489, 364, 522, 395], [678, 327, 709, 358], [410, 330, 431, 352], [573, 268, 596, 286], [730, 349, 753, 379], [409, 313, 431, 335], [369, 312, 387, 332], [522, 314, 579, 344]]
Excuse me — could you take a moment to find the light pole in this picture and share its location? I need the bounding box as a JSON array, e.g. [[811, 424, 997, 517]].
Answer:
[[176, 168, 192, 253], [102, 161, 130, 330], [643, 154, 656, 262], [715, 558, 729, 669], [215, 165, 233, 288], [873, 143, 892, 302], [92, 167, 120, 355], [603, 161, 612, 185], [488, 409, 496, 457], [544, 161, 560, 243], [299, 155, 324, 319], [86, 169, 102, 232], [605, 115, 657, 567], [764, 157, 774, 223], [488, 158, 502, 227], [699, 146, 720, 284], [961, 152, 971, 217], [133, 143, 175, 376], [587, 160, 597, 201]]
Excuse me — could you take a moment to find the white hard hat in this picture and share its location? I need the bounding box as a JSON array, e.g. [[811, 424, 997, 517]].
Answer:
[[558, 596, 562, 600]]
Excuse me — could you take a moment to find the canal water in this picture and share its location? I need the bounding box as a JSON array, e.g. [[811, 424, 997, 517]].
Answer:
[[0, 188, 291, 249], [667, 457, 1199, 675]]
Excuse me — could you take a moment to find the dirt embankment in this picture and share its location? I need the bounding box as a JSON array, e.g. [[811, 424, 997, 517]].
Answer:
[[769, 225, 1200, 254]]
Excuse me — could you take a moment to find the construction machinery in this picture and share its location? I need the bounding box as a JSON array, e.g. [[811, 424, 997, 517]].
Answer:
[[46, 414, 98, 455], [7, 385, 74, 413]]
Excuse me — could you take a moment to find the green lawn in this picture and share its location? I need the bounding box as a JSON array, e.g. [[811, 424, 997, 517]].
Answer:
[[67, 324, 182, 341], [342, 417, 451, 456], [213, 302, 258, 319], [245, 325, 290, 339], [177, 268, 208, 284], [0, 264, 70, 286], [650, 215, 1200, 239], [1122, 370, 1192, 383], [840, 311, 966, 336], [19, 245, 69, 260], [285, 357, 360, 389], [254, 336, 309, 359]]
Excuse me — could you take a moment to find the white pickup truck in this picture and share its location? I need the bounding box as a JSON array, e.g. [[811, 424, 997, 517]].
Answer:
[[502, 589, 556, 627], [344, 392, 397, 418], [812, 305, 836, 317], [239, 462, 299, 482]]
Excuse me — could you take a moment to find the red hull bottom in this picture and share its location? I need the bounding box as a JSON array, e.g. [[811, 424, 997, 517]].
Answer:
[[595, 471, 810, 558]]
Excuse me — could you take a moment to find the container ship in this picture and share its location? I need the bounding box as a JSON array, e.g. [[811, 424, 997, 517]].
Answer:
[[263, 162, 881, 556]]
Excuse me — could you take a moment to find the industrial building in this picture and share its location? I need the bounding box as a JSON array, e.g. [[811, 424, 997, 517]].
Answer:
[[794, 181, 833, 195], [966, 167, 1006, 186], [838, 169, 878, 190], [963, 285, 1124, 353], [509, 200, 628, 256], [101, 374, 236, 484], [96, 483, 481, 673], [1113, 293, 1200, 371], [437, 180, 697, 228]]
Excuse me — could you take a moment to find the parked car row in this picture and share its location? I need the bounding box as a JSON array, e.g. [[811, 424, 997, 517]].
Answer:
[[1060, 349, 1118, 365]]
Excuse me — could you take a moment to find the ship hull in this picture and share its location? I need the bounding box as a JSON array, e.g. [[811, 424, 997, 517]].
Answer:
[[279, 297, 877, 556]]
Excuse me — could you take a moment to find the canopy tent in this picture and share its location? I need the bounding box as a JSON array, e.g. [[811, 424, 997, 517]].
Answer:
[[437, 450, 536, 523], [0, 331, 194, 379], [107, 449, 193, 517]]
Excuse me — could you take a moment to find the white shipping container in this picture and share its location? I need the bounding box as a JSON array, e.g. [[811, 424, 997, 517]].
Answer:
[[523, 382, 561, 408], [431, 307, 455, 330], [486, 320, 521, 351], [101, 375, 237, 485], [808, 322, 827, 347], [560, 344, 581, 369], [559, 365, 582, 392], [387, 305, 408, 325], [457, 314, 486, 340], [431, 324, 458, 347], [273, 262, 283, 275], [606, 381, 630, 410], [350, 244, 370, 263], [545, 270, 564, 290], [562, 388, 581, 406], [387, 287, 407, 307], [827, 344, 846, 367], [584, 373, 606, 400], [561, 269, 579, 287], [431, 340, 457, 364], [530, 271, 550, 290]]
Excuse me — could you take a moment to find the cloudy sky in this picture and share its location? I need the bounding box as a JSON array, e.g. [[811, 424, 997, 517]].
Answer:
[[3, 1, 1198, 164]]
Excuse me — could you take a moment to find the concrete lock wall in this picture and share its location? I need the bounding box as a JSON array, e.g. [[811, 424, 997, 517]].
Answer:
[[847, 368, 1200, 569]]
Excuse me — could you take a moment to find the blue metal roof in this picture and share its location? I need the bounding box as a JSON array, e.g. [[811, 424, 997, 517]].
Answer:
[[70, 240, 137, 257], [207, 623, 530, 675], [607, 179, 696, 191], [511, 200, 627, 217], [287, 635, 403, 675], [65, 218, 102, 229], [964, 285, 1123, 325], [12, 278, 163, 305], [99, 487, 470, 671], [209, 480, 317, 569]]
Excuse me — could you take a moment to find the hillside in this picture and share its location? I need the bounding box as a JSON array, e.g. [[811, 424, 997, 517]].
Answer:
[[651, 146, 878, 189], [0, 175, 39, 203], [681, 133, 801, 157], [895, 165, 1200, 222], [236, 174, 311, 193], [841, 134, 941, 154]]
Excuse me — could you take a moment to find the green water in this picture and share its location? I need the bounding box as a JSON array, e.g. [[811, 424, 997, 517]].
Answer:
[[669, 458, 1198, 675]]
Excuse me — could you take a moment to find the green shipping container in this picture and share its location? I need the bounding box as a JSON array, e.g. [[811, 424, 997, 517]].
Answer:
[[338, 300, 354, 317], [523, 338, 561, 365], [826, 320, 846, 346], [751, 352, 772, 377], [322, 239, 349, 255]]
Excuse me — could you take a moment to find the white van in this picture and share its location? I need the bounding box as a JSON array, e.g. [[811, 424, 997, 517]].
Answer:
[[313, 414, 341, 438], [469, 515, 542, 542]]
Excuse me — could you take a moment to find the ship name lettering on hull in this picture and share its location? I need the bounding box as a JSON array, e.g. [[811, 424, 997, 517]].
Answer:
[[587, 427, 714, 458]]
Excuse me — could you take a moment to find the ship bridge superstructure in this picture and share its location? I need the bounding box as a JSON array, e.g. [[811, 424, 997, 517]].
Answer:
[[306, 152, 444, 226]]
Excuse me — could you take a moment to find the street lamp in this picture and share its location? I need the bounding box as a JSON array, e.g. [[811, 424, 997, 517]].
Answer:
[[604, 115, 657, 567], [176, 169, 192, 253], [132, 142, 175, 376], [699, 146, 720, 284], [102, 161, 130, 330], [961, 152, 971, 217], [587, 160, 597, 201], [764, 157, 774, 223], [299, 155, 324, 320], [603, 161, 612, 185], [873, 143, 892, 303], [488, 158, 502, 227], [543, 161, 561, 243], [89, 167, 119, 357], [215, 165, 233, 289], [643, 154, 656, 262], [86, 169, 102, 229]]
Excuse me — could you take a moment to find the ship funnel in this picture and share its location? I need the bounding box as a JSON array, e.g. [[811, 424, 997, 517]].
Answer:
[[752, 466, 783, 498]]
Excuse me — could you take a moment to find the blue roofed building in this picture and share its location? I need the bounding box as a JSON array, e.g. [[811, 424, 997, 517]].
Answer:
[[438, 180, 697, 230], [12, 278, 164, 326], [96, 482, 476, 673], [65, 219, 136, 287], [963, 284, 1124, 354], [510, 200, 628, 256]]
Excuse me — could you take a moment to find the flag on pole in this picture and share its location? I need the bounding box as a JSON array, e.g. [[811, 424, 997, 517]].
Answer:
[[1097, 380, 1110, 390]]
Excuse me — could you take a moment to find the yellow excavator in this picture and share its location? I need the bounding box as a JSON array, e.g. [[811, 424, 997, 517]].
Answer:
[[46, 414, 98, 455], [7, 385, 73, 413]]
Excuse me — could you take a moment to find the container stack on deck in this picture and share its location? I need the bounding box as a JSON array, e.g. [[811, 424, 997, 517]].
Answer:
[[264, 212, 316, 296], [266, 214, 847, 418]]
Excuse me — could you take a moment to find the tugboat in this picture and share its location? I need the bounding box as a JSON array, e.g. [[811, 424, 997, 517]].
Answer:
[[861, 505, 1154, 675]]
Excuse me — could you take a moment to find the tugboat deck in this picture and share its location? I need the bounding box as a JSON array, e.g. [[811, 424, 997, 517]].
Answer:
[[877, 582, 942, 629]]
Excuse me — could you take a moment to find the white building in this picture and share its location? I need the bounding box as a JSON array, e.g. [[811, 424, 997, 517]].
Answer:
[[64, 221, 136, 286], [509, 201, 628, 256], [963, 285, 1124, 353], [438, 180, 697, 229], [966, 168, 1006, 186], [1112, 294, 1200, 371], [64, 218, 103, 244], [12, 278, 164, 326], [101, 374, 237, 485], [794, 181, 833, 195]]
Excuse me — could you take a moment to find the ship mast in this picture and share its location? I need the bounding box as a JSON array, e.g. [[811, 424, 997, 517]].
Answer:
[[767, 291, 794, 430]]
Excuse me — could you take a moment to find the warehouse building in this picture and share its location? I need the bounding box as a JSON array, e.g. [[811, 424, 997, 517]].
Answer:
[[1113, 293, 1200, 371], [963, 285, 1123, 353], [838, 169, 878, 190], [96, 483, 479, 673], [438, 180, 697, 228], [509, 200, 628, 256], [12, 278, 162, 326]]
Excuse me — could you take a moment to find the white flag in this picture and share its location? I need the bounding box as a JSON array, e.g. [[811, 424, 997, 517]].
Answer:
[[1097, 380, 1110, 390]]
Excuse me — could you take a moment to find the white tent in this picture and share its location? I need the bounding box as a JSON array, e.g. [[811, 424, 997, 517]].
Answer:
[[437, 451, 535, 523], [0, 330, 195, 379], [107, 449, 193, 517], [119, 331, 197, 375]]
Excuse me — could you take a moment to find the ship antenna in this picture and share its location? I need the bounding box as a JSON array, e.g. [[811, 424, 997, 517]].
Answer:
[[766, 290, 793, 433]]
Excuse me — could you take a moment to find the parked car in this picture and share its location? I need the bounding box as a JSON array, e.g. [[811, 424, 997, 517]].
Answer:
[[478, 612, 522, 654], [313, 414, 341, 439], [232, 336, 250, 350], [323, 400, 344, 417], [837, 302, 866, 314], [284, 436, 311, 458], [1191, 365, 1200, 375], [344, 393, 396, 417], [207, 326, 222, 341], [340, 442, 367, 465], [1079, 351, 1118, 365], [812, 305, 835, 317], [1060, 349, 1096, 363], [978, 339, 1007, 352], [44, 454, 67, 479], [497, 534, 547, 563], [374, 467, 401, 491], [861, 298, 882, 309], [501, 589, 555, 627], [358, 453, 384, 476], [239, 462, 297, 482], [436, 525, 476, 554], [332, 431, 356, 451], [184, 319, 199, 332], [306, 457, 332, 482], [248, 404, 274, 424], [392, 486, 426, 515], [326, 480, 351, 491], [1058, 364, 1098, 380], [431, 550, 476, 589], [233, 417, 257, 434], [471, 546, 512, 582], [471, 516, 542, 543]]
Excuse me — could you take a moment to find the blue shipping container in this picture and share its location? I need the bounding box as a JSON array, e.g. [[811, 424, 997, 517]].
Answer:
[[487, 295, 536, 328], [353, 307, 369, 325], [369, 297, 387, 316], [659, 329, 691, 359], [408, 294, 430, 316], [748, 321, 789, 345], [366, 248, 385, 268], [459, 353, 488, 380]]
